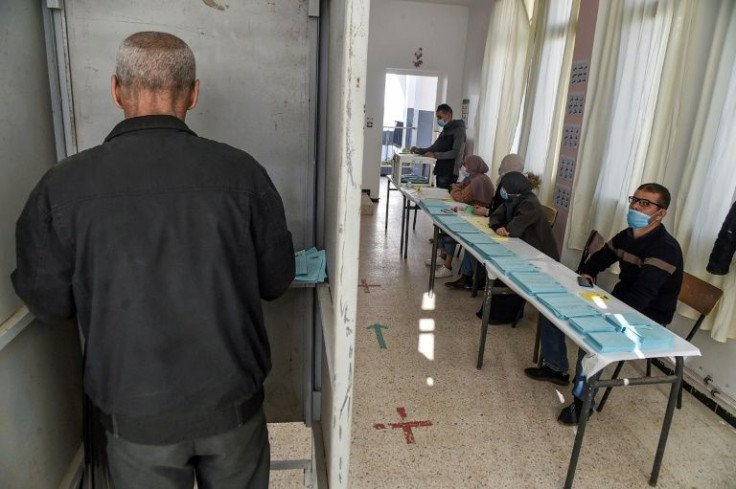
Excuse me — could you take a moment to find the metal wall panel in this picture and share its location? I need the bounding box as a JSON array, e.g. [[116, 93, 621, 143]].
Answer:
[[0, 0, 58, 324], [60, 0, 313, 422]]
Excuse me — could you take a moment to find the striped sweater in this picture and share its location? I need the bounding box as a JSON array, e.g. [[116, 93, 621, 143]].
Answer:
[[580, 225, 683, 325]]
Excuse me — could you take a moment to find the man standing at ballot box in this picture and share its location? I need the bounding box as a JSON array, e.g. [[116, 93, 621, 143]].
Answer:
[[411, 103, 466, 189], [524, 183, 683, 426], [12, 32, 294, 488]]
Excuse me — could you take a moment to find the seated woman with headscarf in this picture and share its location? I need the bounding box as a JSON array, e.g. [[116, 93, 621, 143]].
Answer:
[[476, 171, 560, 323], [446, 153, 524, 289], [429, 155, 495, 278]]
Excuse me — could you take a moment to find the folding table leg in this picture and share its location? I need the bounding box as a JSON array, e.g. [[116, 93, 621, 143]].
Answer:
[[649, 357, 683, 486], [470, 260, 480, 298], [428, 226, 440, 294], [564, 371, 601, 489], [596, 360, 625, 413], [476, 275, 493, 369], [403, 202, 411, 259], [384, 177, 391, 232], [399, 195, 407, 257], [532, 316, 542, 365]]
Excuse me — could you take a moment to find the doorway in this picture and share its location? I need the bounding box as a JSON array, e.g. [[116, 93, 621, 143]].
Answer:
[[380, 73, 438, 176]]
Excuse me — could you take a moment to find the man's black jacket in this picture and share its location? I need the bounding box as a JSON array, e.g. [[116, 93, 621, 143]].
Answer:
[[707, 201, 736, 275], [12, 116, 295, 439]]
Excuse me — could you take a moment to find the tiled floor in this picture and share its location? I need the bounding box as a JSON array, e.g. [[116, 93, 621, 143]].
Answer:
[[347, 177, 736, 488]]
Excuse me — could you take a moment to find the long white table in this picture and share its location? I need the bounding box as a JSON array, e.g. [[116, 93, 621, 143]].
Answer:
[[420, 200, 700, 489]]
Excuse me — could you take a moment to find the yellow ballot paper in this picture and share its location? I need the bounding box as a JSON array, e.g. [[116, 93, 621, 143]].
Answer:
[[579, 292, 611, 302], [492, 236, 508, 242]]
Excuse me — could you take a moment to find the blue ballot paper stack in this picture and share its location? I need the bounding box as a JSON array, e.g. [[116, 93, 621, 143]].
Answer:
[[508, 271, 567, 295], [536, 293, 601, 319], [294, 247, 327, 284]]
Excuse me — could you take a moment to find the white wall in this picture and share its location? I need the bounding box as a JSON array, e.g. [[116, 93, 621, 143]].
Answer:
[[321, 0, 368, 486], [363, 0, 470, 197]]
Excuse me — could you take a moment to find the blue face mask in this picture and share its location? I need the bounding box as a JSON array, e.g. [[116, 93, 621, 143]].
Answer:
[[458, 167, 470, 181], [437, 119, 446, 128], [500, 188, 509, 200], [627, 209, 652, 230]]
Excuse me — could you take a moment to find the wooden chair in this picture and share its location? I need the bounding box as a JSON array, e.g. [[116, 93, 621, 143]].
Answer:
[[576, 229, 607, 273], [541, 204, 558, 227], [596, 271, 723, 412], [532, 229, 607, 365]]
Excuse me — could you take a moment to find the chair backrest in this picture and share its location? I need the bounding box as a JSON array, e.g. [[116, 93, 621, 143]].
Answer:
[[576, 229, 607, 273], [541, 205, 558, 227], [678, 271, 723, 341], [679, 272, 723, 316]]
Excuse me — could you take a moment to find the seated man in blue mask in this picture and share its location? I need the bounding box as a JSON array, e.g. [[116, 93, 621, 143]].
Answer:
[[524, 183, 683, 425]]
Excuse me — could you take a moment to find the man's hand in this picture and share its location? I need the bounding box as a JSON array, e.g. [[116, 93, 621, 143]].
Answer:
[[410, 146, 418, 154], [496, 227, 510, 237], [581, 273, 594, 282], [473, 206, 488, 217]]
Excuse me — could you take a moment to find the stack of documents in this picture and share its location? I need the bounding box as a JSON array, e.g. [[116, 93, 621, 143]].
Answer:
[[474, 243, 515, 257], [568, 316, 620, 335], [434, 215, 465, 226], [489, 256, 540, 274], [418, 187, 452, 200], [509, 271, 566, 295], [419, 200, 453, 215], [605, 312, 657, 329], [586, 331, 638, 353], [536, 293, 601, 319], [293, 247, 327, 284], [623, 325, 676, 351], [447, 222, 482, 234]]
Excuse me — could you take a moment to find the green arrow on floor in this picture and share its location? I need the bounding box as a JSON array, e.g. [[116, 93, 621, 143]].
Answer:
[[367, 323, 388, 349]]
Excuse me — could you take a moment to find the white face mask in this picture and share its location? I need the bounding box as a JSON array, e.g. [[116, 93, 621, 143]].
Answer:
[[458, 167, 470, 182]]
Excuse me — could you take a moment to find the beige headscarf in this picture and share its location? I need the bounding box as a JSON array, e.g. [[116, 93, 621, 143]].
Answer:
[[496, 153, 524, 186]]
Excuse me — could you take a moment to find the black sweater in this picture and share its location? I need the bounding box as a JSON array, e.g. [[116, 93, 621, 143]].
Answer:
[[580, 225, 683, 325]]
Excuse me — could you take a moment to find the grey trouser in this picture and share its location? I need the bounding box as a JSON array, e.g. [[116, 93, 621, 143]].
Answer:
[[106, 408, 269, 489]]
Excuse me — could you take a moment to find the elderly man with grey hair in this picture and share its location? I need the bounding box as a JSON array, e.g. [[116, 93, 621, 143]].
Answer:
[[12, 31, 295, 488]]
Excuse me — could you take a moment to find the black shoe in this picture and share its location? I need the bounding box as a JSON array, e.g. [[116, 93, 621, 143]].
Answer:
[[557, 398, 594, 426], [445, 275, 472, 290], [523, 365, 570, 386]]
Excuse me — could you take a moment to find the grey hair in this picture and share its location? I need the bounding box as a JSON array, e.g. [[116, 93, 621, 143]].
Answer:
[[115, 32, 196, 92]]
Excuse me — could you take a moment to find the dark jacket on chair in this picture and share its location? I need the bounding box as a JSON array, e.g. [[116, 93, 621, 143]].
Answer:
[[707, 201, 736, 275]]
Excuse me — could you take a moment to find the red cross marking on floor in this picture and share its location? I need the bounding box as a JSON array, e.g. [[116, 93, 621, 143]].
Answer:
[[373, 407, 433, 444], [360, 279, 381, 293]]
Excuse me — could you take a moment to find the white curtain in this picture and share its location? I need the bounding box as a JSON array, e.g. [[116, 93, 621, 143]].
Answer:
[[476, 0, 534, 171], [568, 0, 736, 341], [516, 0, 579, 204]]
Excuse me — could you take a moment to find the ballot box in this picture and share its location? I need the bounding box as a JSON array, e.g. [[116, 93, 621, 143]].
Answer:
[[392, 153, 435, 186]]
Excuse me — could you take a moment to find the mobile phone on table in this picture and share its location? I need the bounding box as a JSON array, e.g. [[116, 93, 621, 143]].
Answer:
[[577, 276, 593, 288]]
